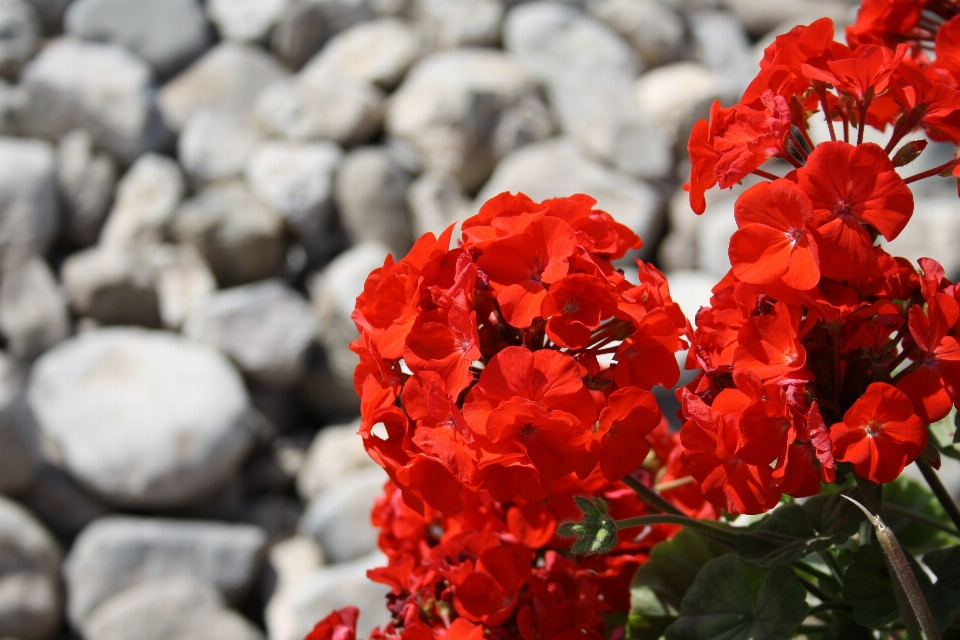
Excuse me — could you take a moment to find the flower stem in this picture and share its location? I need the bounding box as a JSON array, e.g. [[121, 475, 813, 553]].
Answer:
[[916, 457, 960, 533], [614, 514, 736, 546], [752, 168, 781, 181], [622, 474, 685, 516], [904, 158, 957, 184], [884, 503, 960, 538]]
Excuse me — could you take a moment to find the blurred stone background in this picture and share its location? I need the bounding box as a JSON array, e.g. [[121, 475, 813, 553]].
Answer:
[[0, 0, 958, 639]]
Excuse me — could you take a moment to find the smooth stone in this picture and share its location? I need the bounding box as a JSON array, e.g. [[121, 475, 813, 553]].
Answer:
[[0, 353, 40, 495], [269, 1, 328, 70], [296, 419, 373, 503], [14, 464, 111, 539], [585, 0, 684, 68], [158, 42, 289, 134], [184, 279, 318, 388], [64, 516, 267, 626], [0, 256, 70, 360], [206, 0, 290, 43], [98, 154, 185, 249], [56, 129, 118, 248], [634, 62, 726, 139], [412, 0, 504, 49], [665, 269, 717, 327], [0, 137, 59, 267], [64, 0, 210, 77], [60, 245, 162, 327], [170, 180, 285, 287], [688, 10, 755, 95], [28, 328, 255, 508], [16, 38, 170, 162], [406, 171, 470, 238], [178, 108, 264, 187], [0, 0, 39, 79], [136, 243, 217, 331]]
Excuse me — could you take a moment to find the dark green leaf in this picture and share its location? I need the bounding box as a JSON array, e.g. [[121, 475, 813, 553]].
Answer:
[[841, 542, 899, 629], [930, 410, 960, 459], [923, 545, 960, 631], [737, 492, 862, 567], [801, 610, 874, 640], [884, 476, 954, 552], [627, 529, 730, 640], [664, 555, 809, 640]]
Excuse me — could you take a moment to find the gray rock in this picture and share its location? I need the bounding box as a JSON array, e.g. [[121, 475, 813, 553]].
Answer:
[[56, 129, 118, 248], [722, 0, 851, 36], [412, 0, 503, 49], [253, 71, 384, 146], [64, 0, 210, 77], [99, 154, 185, 248], [406, 171, 470, 238], [0, 79, 16, 135], [60, 245, 161, 327], [27, 328, 256, 508], [184, 279, 317, 388], [0, 353, 40, 494], [308, 0, 376, 36], [0, 496, 61, 640], [82, 578, 265, 640], [386, 48, 550, 192], [16, 39, 170, 163], [335, 146, 414, 257], [137, 243, 217, 330], [586, 0, 684, 68], [688, 10, 755, 96], [0, 137, 59, 267], [503, 1, 641, 83], [477, 137, 663, 259], [634, 62, 725, 140], [15, 464, 111, 539], [158, 42, 289, 134], [64, 516, 267, 626], [300, 17, 420, 90], [695, 192, 737, 277], [269, 1, 328, 70], [266, 536, 324, 596], [245, 141, 342, 259], [298, 466, 385, 563], [0, 256, 70, 360], [0, 0, 39, 79], [178, 109, 264, 187], [26, 0, 67, 33], [170, 180, 286, 287], [265, 551, 390, 640], [308, 242, 389, 385], [206, 0, 289, 43], [886, 195, 960, 280], [296, 419, 373, 503], [659, 186, 703, 272]]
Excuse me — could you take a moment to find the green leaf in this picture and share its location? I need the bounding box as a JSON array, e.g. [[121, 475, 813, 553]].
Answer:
[[884, 475, 955, 553], [627, 529, 730, 639], [841, 542, 900, 629], [664, 555, 809, 640], [930, 408, 960, 460], [923, 545, 960, 631], [800, 610, 874, 640], [736, 492, 863, 567]]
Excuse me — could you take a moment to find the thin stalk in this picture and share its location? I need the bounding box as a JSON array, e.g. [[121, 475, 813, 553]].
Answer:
[[752, 168, 781, 181], [614, 514, 737, 546], [809, 602, 853, 616], [855, 473, 887, 521], [789, 130, 809, 160], [796, 574, 834, 604], [780, 150, 803, 169], [822, 551, 846, 583], [622, 475, 685, 516], [793, 560, 837, 585], [857, 103, 868, 146], [884, 503, 960, 538], [819, 91, 838, 142], [904, 158, 958, 184], [654, 476, 695, 492], [916, 457, 960, 533]]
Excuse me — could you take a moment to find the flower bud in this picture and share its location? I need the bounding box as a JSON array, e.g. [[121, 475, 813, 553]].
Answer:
[[560, 496, 619, 555]]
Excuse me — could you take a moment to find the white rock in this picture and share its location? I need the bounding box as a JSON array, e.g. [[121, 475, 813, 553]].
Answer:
[[60, 245, 161, 327], [170, 180, 286, 287], [503, 1, 641, 83], [158, 42, 289, 133], [301, 18, 420, 90], [688, 10, 755, 96], [406, 171, 470, 238], [265, 551, 390, 640], [298, 466, 386, 563], [0, 256, 69, 360], [886, 196, 960, 279], [0, 137, 59, 266], [254, 71, 384, 146], [0, 79, 16, 135], [308, 242, 390, 384], [267, 536, 324, 595], [0, 0, 39, 79], [56, 129, 118, 248], [722, 0, 852, 36], [660, 186, 703, 272], [207, 0, 290, 42], [185, 279, 318, 388], [634, 62, 725, 139], [296, 419, 373, 502], [245, 141, 343, 258], [99, 153, 186, 248], [16, 39, 170, 163], [0, 353, 40, 494], [0, 496, 61, 640], [586, 0, 684, 68], [64, 516, 267, 626], [137, 244, 217, 330], [64, 0, 210, 77], [27, 328, 256, 508], [335, 146, 414, 256], [412, 0, 503, 49], [82, 578, 265, 640], [477, 138, 663, 258], [178, 109, 264, 187], [386, 48, 550, 192], [696, 193, 738, 277], [665, 270, 716, 327]]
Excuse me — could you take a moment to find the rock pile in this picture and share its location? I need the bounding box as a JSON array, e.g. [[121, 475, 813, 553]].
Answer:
[[4, 1, 958, 639]]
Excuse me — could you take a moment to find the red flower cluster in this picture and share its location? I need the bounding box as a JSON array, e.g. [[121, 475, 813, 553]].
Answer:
[[351, 193, 689, 515], [680, 7, 960, 515]]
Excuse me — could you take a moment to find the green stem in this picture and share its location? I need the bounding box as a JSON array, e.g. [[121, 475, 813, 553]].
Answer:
[[622, 475, 686, 516], [855, 473, 887, 521], [822, 551, 846, 583], [885, 503, 960, 538], [614, 514, 736, 546], [809, 601, 852, 616], [796, 574, 834, 604], [793, 560, 837, 585], [916, 457, 960, 533]]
